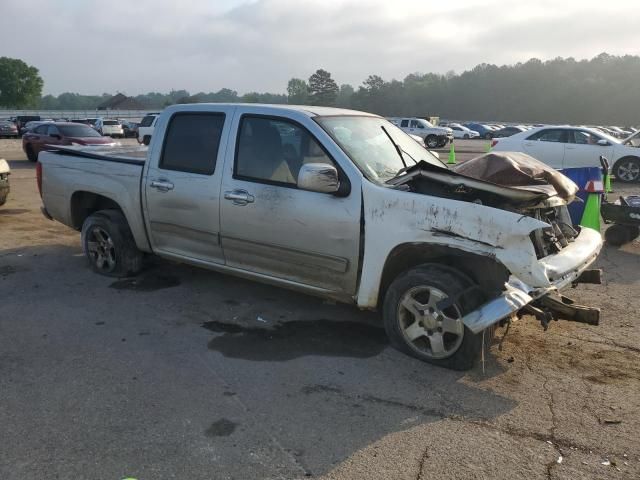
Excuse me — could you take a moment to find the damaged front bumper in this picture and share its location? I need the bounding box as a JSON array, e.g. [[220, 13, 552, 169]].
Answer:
[[462, 227, 603, 334]]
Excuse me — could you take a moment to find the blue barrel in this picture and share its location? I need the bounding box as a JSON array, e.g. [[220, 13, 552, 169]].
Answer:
[[560, 167, 604, 225]]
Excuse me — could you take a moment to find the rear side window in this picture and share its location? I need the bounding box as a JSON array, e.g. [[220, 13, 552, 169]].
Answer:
[[526, 129, 567, 143], [140, 115, 156, 127], [159, 113, 225, 175], [400, 120, 409, 127]]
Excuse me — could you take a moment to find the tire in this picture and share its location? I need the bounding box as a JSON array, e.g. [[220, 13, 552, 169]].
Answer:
[[383, 264, 487, 370], [25, 144, 37, 162], [604, 224, 631, 246], [463, 134, 469, 139], [613, 157, 640, 183], [484, 133, 493, 140], [142, 135, 151, 146], [81, 209, 144, 277], [425, 135, 439, 149]]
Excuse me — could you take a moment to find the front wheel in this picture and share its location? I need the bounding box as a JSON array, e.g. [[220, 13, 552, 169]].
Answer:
[[81, 210, 144, 277], [383, 265, 487, 370], [613, 157, 640, 183], [142, 135, 151, 146], [484, 133, 493, 140]]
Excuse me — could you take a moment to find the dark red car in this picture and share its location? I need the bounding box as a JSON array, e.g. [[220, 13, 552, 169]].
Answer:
[[22, 122, 115, 162]]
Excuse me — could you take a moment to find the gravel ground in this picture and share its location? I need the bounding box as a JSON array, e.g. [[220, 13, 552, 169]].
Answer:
[[1, 138, 638, 479]]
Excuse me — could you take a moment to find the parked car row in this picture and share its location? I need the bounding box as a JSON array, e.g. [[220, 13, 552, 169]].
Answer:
[[0, 116, 141, 139]]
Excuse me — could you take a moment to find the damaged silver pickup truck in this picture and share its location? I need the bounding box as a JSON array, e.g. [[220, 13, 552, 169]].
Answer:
[[38, 104, 603, 369]]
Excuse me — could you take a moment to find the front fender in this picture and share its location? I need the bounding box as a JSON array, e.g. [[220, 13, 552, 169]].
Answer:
[[356, 181, 549, 308]]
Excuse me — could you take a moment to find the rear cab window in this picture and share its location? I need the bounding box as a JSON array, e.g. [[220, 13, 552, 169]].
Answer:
[[159, 113, 225, 175]]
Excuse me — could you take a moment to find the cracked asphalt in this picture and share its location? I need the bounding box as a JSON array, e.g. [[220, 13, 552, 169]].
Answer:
[[1, 138, 639, 479]]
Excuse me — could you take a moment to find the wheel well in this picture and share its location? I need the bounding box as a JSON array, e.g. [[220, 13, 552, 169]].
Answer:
[[613, 155, 640, 168], [70, 191, 123, 230], [378, 243, 510, 307]]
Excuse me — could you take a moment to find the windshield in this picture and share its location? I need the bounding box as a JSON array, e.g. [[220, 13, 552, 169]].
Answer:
[[316, 115, 446, 183], [58, 125, 103, 137]]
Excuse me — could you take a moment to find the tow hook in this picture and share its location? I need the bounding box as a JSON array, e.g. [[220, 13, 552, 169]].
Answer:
[[522, 294, 600, 330]]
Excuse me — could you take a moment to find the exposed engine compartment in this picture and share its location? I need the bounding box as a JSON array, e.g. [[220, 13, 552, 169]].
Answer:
[[386, 152, 582, 259]]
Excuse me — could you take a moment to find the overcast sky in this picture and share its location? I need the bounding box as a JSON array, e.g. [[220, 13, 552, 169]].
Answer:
[[2, 0, 640, 96]]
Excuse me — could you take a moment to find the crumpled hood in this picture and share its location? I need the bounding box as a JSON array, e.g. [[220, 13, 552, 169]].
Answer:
[[387, 152, 578, 207], [452, 152, 579, 203]]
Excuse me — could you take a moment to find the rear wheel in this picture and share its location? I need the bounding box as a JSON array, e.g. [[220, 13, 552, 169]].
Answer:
[[383, 265, 487, 370], [142, 135, 151, 146], [25, 144, 37, 162], [81, 210, 144, 277], [613, 157, 640, 183], [463, 134, 470, 139]]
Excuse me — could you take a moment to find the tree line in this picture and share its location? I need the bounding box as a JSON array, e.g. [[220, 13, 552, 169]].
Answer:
[[2, 53, 640, 125]]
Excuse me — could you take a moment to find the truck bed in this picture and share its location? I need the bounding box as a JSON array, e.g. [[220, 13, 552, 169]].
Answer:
[[39, 146, 151, 252]]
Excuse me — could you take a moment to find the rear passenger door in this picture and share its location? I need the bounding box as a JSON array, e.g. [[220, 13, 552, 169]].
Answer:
[[522, 128, 569, 168], [143, 110, 232, 265], [219, 112, 362, 295]]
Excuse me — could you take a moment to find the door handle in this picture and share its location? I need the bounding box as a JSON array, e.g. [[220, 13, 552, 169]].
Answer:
[[150, 179, 174, 192], [224, 189, 254, 205]]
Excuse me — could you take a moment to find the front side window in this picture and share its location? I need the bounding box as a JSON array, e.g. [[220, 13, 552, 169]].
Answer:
[[400, 120, 409, 127], [159, 113, 225, 175], [47, 125, 60, 136], [34, 125, 48, 134], [410, 120, 419, 128], [573, 130, 602, 145], [316, 115, 445, 184], [235, 116, 334, 186], [527, 129, 567, 143]]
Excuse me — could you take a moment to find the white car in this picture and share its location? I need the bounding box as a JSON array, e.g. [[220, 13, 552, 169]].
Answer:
[[448, 124, 480, 139], [95, 119, 124, 138], [388, 117, 453, 149], [491, 125, 640, 182], [137, 113, 159, 145]]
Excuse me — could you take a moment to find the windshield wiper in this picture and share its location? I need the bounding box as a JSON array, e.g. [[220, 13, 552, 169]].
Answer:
[[380, 125, 407, 169]]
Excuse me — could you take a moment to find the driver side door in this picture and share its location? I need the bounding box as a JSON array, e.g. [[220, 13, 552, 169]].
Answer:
[[219, 112, 362, 295]]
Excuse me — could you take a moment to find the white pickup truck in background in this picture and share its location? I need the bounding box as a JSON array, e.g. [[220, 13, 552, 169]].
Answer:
[[37, 104, 603, 370]]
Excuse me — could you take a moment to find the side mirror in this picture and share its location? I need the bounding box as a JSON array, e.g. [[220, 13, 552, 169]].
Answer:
[[297, 163, 339, 194], [597, 139, 609, 146]]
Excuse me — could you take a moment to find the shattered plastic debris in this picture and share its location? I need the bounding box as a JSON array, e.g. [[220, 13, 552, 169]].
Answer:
[[601, 460, 611, 466], [557, 456, 563, 464], [257, 316, 267, 323]]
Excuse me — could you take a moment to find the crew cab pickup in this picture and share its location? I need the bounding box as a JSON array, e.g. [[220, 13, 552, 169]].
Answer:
[[38, 104, 603, 370]]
